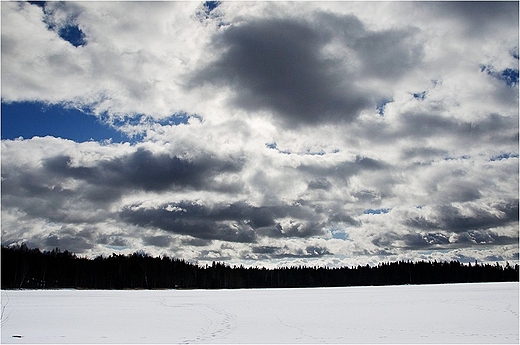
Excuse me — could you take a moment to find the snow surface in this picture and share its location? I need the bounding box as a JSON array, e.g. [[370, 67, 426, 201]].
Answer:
[[1, 282, 518, 344]]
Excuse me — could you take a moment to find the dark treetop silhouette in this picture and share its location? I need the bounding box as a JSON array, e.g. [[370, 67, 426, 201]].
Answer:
[[2, 244, 518, 290]]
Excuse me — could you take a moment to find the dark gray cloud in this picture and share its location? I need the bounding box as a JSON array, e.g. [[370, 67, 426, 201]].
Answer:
[[43, 233, 94, 254], [0, 147, 245, 226], [443, 182, 482, 203], [42, 148, 243, 193], [422, 2, 519, 37], [189, 12, 422, 126], [373, 228, 518, 251], [400, 232, 451, 249], [278, 221, 325, 238], [2, 167, 76, 202], [1, 172, 74, 221], [255, 220, 325, 238], [327, 213, 360, 227], [351, 28, 422, 79], [2, 167, 122, 209], [181, 237, 213, 247], [196, 250, 231, 262], [401, 147, 449, 161], [441, 202, 518, 233], [404, 217, 439, 232], [405, 201, 519, 233], [143, 235, 173, 248], [119, 201, 326, 243], [250, 244, 332, 259], [458, 114, 519, 143], [120, 206, 257, 243], [455, 230, 518, 246], [370, 200, 519, 251], [398, 112, 518, 144], [252, 246, 279, 255], [98, 235, 129, 248], [351, 189, 382, 203], [354, 109, 518, 149], [315, 11, 423, 79], [308, 179, 332, 191], [298, 155, 388, 183], [1, 169, 112, 225], [189, 17, 363, 125], [305, 245, 332, 257]]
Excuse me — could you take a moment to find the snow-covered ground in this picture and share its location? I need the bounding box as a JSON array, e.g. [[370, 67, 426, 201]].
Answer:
[[1, 282, 518, 344]]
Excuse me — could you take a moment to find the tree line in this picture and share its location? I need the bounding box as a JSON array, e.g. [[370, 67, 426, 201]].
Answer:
[[2, 244, 518, 290]]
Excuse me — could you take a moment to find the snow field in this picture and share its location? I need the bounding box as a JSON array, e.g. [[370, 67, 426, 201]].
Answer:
[[1, 282, 518, 344]]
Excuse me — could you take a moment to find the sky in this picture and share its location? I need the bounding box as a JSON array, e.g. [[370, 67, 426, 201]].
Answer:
[[1, 1, 519, 268]]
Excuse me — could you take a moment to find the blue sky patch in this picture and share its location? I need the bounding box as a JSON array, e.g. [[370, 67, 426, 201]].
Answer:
[[1, 101, 128, 143], [376, 99, 392, 116], [330, 229, 349, 240], [444, 155, 470, 161], [110, 111, 202, 130], [480, 64, 519, 87], [197, 1, 224, 23], [28, 1, 86, 47], [157, 112, 203, 126], [28, 1, 45, 9], [58, 25, 87, 47], [490, 152, 519, 161], [499, 68, 519, 87], [204, 1, 221, 13], [363, 208, 391, 215], [265, 142, 326, 156], [412, 91, 427, 100]]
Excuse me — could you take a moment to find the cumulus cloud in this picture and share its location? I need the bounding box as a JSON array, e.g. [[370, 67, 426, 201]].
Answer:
[[1, 2, 518, 267], [41, 148, 244, 193], [405, 201, 519, 234], [119, 200, 328, 244], [187, 11, 423, 127]]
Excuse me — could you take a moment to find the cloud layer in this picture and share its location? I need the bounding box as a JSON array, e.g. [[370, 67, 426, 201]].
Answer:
[[1, 1, 518, 267]]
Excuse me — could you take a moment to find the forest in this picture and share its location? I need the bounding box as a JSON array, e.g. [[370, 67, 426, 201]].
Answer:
[[2, 244, 518, 290]]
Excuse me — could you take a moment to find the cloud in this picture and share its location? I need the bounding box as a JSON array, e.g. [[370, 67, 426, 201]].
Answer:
[[41, 148, 244, 193], [1, 2, 518, 267], [119, 200, 326, 243], [250, 244, 332, 259], [143, 235, 173, 248], [308, 179, 332, 191], [44, 231, 94, 254], [405, 201, 519, 233], [422, 2, 519, 38], [188, 11, 422, 127], [0, 1, 205, 118]]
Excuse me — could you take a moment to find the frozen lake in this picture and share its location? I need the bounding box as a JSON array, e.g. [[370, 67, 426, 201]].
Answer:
[[1, 282, 518, 344]]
